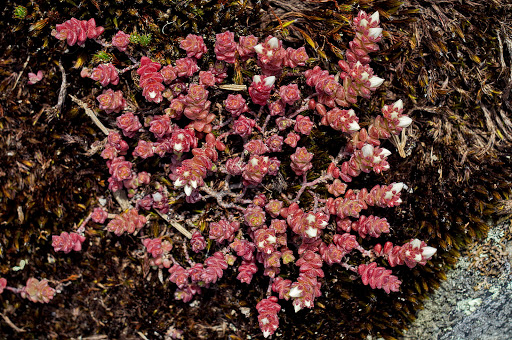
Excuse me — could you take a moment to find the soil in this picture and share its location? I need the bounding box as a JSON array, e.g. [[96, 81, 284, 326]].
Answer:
[[1, 1, 511, 340]]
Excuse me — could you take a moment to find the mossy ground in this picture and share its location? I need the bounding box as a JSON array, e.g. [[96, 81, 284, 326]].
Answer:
[[0, 1, 511, 339]]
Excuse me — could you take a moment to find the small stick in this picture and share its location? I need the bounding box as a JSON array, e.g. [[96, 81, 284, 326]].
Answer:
[[0, 313, 25, 333], [113, 189, 132, 211], [65, 97, 131, 212], [76, 212, 93, 234], [54, 59, 68, 114], [136, 331, 150, 340], [218, 84, 247, 91], [119, 63, 140, 74], [288, 96, 313, 119], [200, 185, 247, 211], [155, 210, 192, 239], [261, 114, 272, 134], [11, 56, 30, 92], [69, 94, 111, 135]]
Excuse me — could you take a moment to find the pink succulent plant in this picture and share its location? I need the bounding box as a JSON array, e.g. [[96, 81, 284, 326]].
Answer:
[[27, 70, 43, 85], [112, 30, 130, 51], [52, 18, 104, 46]]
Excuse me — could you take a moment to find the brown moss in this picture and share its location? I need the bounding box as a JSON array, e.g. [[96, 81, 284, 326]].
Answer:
[[1, 0, 512, 339]]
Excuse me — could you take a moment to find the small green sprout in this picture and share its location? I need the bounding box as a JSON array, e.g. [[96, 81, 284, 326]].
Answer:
[[130, 32, 152, 47], [92, 51, 113, 63], [14, 5, 28, 20]]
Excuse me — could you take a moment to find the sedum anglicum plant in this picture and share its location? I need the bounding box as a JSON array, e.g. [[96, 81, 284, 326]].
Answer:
[[0, 11, 439, 338]]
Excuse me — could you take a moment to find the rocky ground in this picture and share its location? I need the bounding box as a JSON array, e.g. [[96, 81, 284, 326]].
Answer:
[[402, 220, 512, 340]]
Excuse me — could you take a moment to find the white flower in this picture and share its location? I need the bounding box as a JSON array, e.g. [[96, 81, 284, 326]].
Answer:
[[410, 238, 422, 249], [398, 116, 413, 128], [362, 144, 374, 158], [348, 121, 360, 131], [380, 148, 392, 158], [264, 76, 276, 87], [305, 227, 318, 238], [293, 300, 303, 313], [369, 75, 384, 88], [384, 190, 393, 200], [152, 192, 163, 202], [422, 246, 437, 259], [289, 286, 303, 298], [391, 182, 405, 193], [370, 11, 380, 25], [393, 99, 403, 111], [368, 27, 383, 39], [268, 37, 279, 49], [254, 44, 263, 54], [173, 143, 183, 152]]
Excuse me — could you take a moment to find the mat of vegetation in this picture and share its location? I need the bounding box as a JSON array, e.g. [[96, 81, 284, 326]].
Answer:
[[0, 1, 511, 339]]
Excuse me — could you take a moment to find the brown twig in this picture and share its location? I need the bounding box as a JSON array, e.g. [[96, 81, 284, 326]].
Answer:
[[0, 313, 25, 333], [54, 59, 68, 114], [11, 55, 30, 92], [69, 94, 111, 135], [113, 189, 132, 211], [155, 210, 192, 239], [389, 127, 408, 158], [65, 98, 132, 212]]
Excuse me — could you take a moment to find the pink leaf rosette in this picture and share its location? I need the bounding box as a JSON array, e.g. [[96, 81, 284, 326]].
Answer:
[[21, 278, 55, 303], [0, 278, 6, 294], [180, 34, 207, 59], [52, 232, 86, 253], [237, 35, 258, 59], [91, 207, 108, 224], [81, 63, 119, 87], [137, 57, 165, 103], [97, 89, 126, 113], [52, 18, 104, 46], [214, 31, 237, 63], [112, 30, 130, 51], [290, 147, 313, 176], [256, 296, 281, 338], [358, 262, 401, 294]]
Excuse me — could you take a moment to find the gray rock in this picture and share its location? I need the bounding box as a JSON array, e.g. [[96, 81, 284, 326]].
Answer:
[[402, 222, 512, 340]]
